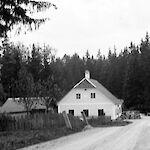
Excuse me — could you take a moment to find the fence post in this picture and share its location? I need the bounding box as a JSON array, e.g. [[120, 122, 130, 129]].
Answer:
[[62, 111, 72, 129], [12, 116, 16, 130], [81, 111, 89, 125]]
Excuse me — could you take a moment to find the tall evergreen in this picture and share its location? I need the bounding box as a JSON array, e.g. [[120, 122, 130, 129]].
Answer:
[[28, 44, 42, 82], [123, 43, 143, 109], [139, 33, 150, 111]]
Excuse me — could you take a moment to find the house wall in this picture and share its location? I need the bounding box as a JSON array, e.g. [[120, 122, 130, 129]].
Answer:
[[58, 88, 119, 119], [58, 103, 117, 119]]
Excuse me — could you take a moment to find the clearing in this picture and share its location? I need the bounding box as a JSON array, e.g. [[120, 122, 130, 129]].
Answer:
[[20, 116, 150, 150]]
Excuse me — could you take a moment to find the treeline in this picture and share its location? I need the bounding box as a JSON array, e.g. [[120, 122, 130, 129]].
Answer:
[[0, 33, 150, 112]]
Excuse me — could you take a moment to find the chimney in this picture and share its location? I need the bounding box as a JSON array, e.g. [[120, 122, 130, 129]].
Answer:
[[85, 70, 90, 79]]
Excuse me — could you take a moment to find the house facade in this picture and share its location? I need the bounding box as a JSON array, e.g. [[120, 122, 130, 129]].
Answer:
[[58, 70, 123, 120]]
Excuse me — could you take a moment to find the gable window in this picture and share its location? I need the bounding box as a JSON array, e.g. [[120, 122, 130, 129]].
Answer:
[[76, 93, 81, 99], [91, 93, 96, 98]]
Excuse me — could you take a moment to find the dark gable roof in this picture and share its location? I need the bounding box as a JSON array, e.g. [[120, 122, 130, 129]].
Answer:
[[74, 79, 95, 88], [74, 78, 122, 104]]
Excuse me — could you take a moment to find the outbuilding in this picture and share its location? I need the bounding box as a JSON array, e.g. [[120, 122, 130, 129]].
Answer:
[[0, 98, 46, 117]]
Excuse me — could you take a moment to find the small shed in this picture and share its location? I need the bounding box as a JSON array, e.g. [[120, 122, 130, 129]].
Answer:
[[0, 98, 45, 117]]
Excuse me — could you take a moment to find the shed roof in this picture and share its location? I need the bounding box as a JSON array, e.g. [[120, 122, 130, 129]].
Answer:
[[0, 98, 45, 113]]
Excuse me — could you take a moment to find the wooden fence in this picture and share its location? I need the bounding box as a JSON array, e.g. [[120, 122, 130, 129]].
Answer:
[[0, 113, 85, 131], [0, 113, 65, 131]]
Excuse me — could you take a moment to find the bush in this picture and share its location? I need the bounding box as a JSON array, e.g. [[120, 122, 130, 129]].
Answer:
[[88, 116, 111, 126], [88, 116, 130, 127]]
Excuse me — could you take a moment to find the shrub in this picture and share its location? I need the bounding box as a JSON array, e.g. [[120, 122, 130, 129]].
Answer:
[[88, 116, 111, 126]]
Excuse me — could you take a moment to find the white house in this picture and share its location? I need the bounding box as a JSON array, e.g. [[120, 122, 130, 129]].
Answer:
[[58, 70, 123, 120]]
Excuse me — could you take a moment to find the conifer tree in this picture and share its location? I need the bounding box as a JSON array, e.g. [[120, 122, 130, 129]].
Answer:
[[0, 0, 57, 38]]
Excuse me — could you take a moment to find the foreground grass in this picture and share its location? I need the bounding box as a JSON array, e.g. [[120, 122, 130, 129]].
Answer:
[[0, 127, 83, 150]]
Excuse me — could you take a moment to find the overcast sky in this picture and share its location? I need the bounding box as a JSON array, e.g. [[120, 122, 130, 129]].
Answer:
[[10, 0, 150, 58]]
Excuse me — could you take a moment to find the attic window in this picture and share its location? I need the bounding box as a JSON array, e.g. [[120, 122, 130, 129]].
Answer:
[[76, 93, 81, 99], [91, 93, 96, 99]]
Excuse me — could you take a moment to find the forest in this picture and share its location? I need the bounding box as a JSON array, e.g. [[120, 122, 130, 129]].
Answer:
[[0, 33, 150, 112]]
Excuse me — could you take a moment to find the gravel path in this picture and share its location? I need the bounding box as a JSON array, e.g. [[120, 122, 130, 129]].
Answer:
[[20, 116, 150, 150]]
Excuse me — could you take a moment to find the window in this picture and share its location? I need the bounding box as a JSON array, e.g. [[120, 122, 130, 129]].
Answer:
[[83, 109, 89, 117], [98, 109, 105, 116], [91, 93, 96, 98], [76, 93, 81, 99], [69, 110, 74, 116]]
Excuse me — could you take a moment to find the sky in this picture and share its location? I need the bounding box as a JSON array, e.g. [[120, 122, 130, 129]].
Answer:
[[10, 0, 150, 58]]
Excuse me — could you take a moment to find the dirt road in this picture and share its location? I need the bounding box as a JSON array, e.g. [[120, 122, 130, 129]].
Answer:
[[21, 116, 150, 150]]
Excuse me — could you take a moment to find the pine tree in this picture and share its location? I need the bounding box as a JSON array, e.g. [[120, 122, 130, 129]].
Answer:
[[15, 65, 36, 115], [139, 33, 150, 111], [0, 0, 57, 38], [123, 43, 143, 109], [1, 43, 22, 97], [28, 44, 42, 82]]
